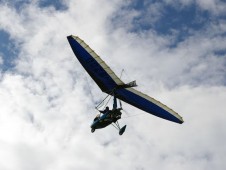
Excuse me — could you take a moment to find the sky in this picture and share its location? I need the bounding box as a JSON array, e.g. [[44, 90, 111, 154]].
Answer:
[[0, 0, 226, 169]]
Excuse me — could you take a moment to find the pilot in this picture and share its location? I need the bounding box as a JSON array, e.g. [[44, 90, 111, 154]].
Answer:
[[99, 106, 110, 115]]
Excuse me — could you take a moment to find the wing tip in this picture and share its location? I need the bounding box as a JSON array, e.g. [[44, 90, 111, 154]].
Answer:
[[177, 118, 184, 124], [67, 35, 79, 40]]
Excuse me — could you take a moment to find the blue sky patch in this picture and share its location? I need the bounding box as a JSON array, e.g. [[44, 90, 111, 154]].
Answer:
[[0, 0, 67, 11], [38, 0, 68, 11], [2, 0, 30, 11], [112, 0, 214, 46], [0, 30, 19, 71], [214, 49, 226, 56]]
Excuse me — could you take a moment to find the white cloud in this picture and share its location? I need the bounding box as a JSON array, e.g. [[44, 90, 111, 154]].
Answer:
[[196, 0, 226, 15], [0, 0, 226, 170]]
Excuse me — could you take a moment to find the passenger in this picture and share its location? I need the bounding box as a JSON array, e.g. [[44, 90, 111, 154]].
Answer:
[[94, 114, 100, 121]]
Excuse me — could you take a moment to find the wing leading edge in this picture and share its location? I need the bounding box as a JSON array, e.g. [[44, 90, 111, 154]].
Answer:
[[67, 35, 184, 124]]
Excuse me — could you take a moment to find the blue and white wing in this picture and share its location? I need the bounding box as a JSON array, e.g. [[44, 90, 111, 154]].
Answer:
[[67, 35, 184, 124]]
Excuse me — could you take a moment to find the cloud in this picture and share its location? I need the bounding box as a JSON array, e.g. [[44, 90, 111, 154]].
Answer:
[[0, 0, 226, 170], [196, 0, 226, 16]]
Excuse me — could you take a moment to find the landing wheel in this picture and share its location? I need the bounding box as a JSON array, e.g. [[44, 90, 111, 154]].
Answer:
[[91, 128, 95, 133]]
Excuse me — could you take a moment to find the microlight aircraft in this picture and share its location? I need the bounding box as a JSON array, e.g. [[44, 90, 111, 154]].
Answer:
[[67, 35, 184, 135]]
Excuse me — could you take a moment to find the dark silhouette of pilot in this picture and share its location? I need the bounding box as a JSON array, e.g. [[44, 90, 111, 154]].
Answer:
[[100, 106, 110, 115]]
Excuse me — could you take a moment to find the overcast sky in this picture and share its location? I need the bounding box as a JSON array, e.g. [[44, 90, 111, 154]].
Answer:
[[0, 0, 226, 170]]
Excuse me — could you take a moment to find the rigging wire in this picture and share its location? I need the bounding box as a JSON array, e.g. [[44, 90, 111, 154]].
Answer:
[[111, 123, 119, 130], [121, 68, 135, 84], [95, 93, 110, 110], [95, 90, 114, 110], [111, 121, 121, 130], [102, 94, 113, 110], [119, 69, 124, 79]]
